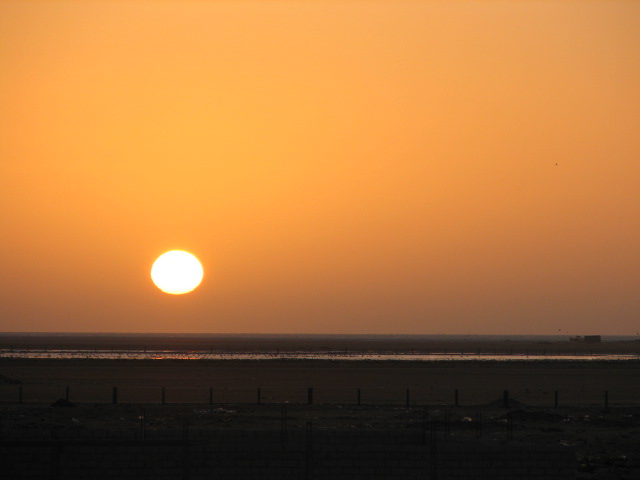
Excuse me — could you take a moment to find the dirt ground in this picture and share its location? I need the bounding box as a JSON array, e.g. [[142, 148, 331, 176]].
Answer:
[[1, 401, 640, 479], [2, 358, 640, 405], [2, 357, 640, 479]]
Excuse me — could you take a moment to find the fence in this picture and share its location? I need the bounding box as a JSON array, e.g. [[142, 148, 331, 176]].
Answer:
[[0, 386, 592, 480], [0, 383, 624, 408]]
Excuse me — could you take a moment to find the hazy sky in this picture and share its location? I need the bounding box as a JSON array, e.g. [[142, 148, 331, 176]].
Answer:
[[1, 1, 639, 334]]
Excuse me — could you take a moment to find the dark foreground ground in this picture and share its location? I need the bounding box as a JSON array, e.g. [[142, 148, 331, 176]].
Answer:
[[0, 402, 639, 479], [2, 356, 640, 479]]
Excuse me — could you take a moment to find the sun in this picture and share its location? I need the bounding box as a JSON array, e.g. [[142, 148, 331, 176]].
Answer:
[[151, 250, 204, 295]]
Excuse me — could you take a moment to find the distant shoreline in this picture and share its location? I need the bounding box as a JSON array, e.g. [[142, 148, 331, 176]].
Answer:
[[1, 332, 639, 356], [1, 332, 637, 340], [2, 352, 640, 362]]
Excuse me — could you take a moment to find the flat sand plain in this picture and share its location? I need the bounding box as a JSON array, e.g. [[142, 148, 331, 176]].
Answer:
[[2, 359, 640, 479], [2, 357, 640, 406], [2, 339, 640, 479]]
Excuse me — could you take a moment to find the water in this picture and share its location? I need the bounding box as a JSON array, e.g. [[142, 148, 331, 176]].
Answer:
[[2, 333, 638, 361], [1, 349, 638, 361]]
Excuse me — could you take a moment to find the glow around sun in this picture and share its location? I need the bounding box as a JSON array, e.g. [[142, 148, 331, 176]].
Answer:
[[151, 250, 204, 295]]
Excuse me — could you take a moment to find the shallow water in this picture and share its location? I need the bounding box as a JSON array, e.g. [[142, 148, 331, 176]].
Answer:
[[1, 350, 638, 361]]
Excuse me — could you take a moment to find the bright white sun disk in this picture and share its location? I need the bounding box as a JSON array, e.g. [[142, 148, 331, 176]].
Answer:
[[151, 250, 204, 294]]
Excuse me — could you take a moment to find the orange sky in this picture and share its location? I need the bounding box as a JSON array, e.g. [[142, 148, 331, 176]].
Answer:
[[1, 1, 639, 334]]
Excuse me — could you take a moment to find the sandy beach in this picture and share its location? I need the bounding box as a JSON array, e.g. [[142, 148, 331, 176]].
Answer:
[[1, 357, 640, 479], [2, 357, 640, 406], [3, 338, 640, 478]]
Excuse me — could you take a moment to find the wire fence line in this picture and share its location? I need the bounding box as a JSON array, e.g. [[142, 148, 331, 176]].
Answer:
[[0, 383, 626, 408]]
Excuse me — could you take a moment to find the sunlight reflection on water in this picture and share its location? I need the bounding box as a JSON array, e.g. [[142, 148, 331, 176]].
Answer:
[[1, 350, 638, 361]]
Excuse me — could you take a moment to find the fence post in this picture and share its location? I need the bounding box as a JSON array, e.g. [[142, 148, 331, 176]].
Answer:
[[257, 387, 261, 405], [605, 390, 609, 410], [112, 387, 118, 405], [357, 388, 361, 406], [162, 387, 166, 405], [503, 390, 509, 408], [406, 388, 410, 407], [554, 390, 559, 408], [65, 386, 69, 402], [209, 387, 213, 405], [18, 385, 23, 404], [454, 388, 459, 407], [308, 387, 313, 405]]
